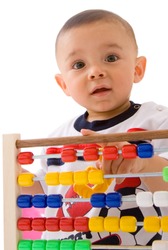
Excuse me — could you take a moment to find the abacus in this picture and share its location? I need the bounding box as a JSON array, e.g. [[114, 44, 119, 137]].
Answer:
[[3, 130, 168, 250]]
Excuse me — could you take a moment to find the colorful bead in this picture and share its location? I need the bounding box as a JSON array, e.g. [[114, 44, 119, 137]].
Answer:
[[75, 240, 91, 250], [17, 194, 32, 208], [61, 148, 77, 162], [106, 192, 122, 208], [122, 144, 137, 159], [31, 218, 46, 231], [144, 216, 160, 232], [59, 171, 74, 185], [17, 217, 32, 231], [153, 191, 168, 207], [136, 191, 153, 207], [137, 143, 154, 158], [161, 216, 168, 232], [83, 146, 99, 161], [104, 216, 119, 232], [59, 217, 74, 232], [103, 146, 118, 160], [90, 193, 106, 207], [17, 152, 34, 165], [17, 173, 35, 187], [88, 170, 104, 185], [32, 194, 47, 208], [46, 147, 63, 166], [46, 147, 62, 154], [45, 172, 59, 186], [74, 217, 89, 232], [47, 194, 63, 208], [120, 216, 137, 232], [74, 170, 88, 185], [60, 240, 75, 250], [46, 240, 61, 250], [32, 240, 47, 250], [45, 218, 60, 232], [18, 240, 33, 250], [163, 167, 168, 182], [89, 216, 104, 232]]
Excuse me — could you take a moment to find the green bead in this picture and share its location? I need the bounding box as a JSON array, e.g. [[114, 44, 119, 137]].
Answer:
[[60, 240, 75, 250], [75, 240, 91, 250], [46, 240, 61, 250], [18, 240, 32, 250], [32, 240, 47, 250], [163, 166, 168, 182]]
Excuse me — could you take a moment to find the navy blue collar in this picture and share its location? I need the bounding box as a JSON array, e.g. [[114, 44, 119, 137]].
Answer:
[[74, 101, 141, 132]]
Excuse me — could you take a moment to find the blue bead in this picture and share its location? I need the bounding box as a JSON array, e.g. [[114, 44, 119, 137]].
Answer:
[[17, 194, 32, 208], [47, 194, 63, 208], [47, 158, 64, 166], [106, 192, 122, 208], [137, 143, 154, 158], [90, 193, 106, 208], [32, 194, 47, 208]]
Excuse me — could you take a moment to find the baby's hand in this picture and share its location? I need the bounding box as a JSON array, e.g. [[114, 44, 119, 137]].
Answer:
[[81, 129, 147, 184]]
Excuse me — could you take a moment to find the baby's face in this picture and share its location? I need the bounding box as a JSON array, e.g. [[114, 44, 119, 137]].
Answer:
[[56, 20, 144, 121]]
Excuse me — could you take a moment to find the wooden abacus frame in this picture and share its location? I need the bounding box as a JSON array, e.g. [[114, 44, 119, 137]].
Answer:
[[3, 130, 168, 250]]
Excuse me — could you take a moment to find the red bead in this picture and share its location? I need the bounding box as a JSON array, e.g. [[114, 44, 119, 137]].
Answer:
[[74, 217, 89, 232], [103, 146, 118, 160], [59, 217, 74, 231], [46, 147, 62, 154], [61, 148, 77, 162], [45, 218, 60, 231], [127, 128, 147, 133], [122, 144, 137, 159], [63, 144, 78, 149], [83, 146, 99, 161], [31, 218, 46, 231], [17, 152, 34, 164], [17, 217, 32, 231]]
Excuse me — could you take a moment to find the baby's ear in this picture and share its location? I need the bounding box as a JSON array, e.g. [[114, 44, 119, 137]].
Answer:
[[134, 56, 146, 83], [55, 74, 70, 96]]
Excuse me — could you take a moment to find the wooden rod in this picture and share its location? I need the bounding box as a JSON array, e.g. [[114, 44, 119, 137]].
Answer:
[[16, 129, 168, 148], [3, 134, 22, 250]]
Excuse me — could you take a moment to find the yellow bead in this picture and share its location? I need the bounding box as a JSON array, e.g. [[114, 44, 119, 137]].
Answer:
[[88, 170, 104, 184], [104, 217, 119, 232], [59, 171, 74, 185], [45, 172, 59, 186], [89, 217, 104, 232], [17, 173, 35, 187], [161, 216, 168, 232], [120, 216, 137, 232], [144, 216, 160, 233], [74, 170, 88, 185]]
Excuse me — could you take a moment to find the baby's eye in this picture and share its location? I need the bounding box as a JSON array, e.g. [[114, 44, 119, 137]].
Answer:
[[105, 54, 118, 62], [73, 61, 85, 69]]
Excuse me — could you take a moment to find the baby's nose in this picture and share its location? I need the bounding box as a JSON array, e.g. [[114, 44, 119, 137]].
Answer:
[[88, 66, 106, 80], [89, 73, 105, 80]]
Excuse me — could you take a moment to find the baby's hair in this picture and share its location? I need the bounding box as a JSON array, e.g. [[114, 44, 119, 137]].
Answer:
[[55, 9, 138, 54]]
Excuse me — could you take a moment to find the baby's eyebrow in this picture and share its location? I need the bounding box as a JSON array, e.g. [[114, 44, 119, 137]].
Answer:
[[104, 43, 123, 50], [65, 50, 81, 62]]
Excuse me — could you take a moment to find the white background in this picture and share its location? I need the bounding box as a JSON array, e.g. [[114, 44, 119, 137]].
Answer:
[[1, 0, 168, 247]]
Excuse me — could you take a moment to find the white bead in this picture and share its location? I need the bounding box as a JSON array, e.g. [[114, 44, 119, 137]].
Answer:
[[136, 191, 153, 207], [153, 191, 168, 207], [152, 240, 168, 250]]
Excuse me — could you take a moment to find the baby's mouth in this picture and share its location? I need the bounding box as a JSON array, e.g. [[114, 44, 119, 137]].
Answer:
[[91, 87, 111, 95]]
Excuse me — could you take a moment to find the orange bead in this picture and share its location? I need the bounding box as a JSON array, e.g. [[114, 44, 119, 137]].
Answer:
[[88, 170, 104, 185], [74, 170, 88, 185], [17, 173, 35, 187], [59, 172, 74, 185], [45, 172, 59, 186]]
